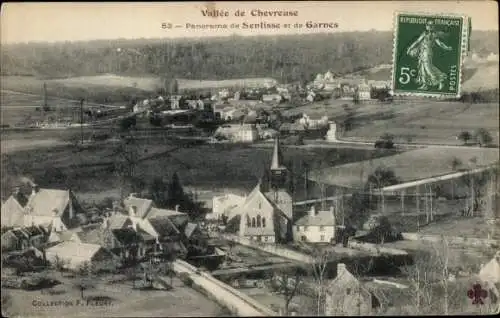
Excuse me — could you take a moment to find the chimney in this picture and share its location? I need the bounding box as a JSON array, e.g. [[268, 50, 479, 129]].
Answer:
[[31, 184, 39, 196], [337, 263, 347, 277], [129, 205, 137, 217], [175, 204, 180, 212], [309, 205, 316, 217]]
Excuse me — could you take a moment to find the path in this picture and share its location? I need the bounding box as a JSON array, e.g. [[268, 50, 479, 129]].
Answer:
[[171, 259, 276, 317]]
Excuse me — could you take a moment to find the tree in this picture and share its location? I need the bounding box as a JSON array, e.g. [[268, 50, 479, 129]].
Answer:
[[113, 132, 140, 199], [365, 166, 399, 214], [119, 115, 137, 132], [74, 261, 96, 299], [169, 79, 179, 95], [50, 255, 68, 273], [474, 128, 493, 147], [449, 157, 462, 171], [149, 177, 168, 208], [457, 131, 472, 145], [166, 172, 205, 219], [459, 167, 492, 217], [270, 267, 303, 316], [307, 248, 333, 315]]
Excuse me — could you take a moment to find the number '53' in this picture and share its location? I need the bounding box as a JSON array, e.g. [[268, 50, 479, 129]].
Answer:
[[162, 23, 173, 29], [399, 67, 417, 85]]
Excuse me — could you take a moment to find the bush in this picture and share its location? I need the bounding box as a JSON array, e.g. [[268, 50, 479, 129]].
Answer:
[[179, 272, 193, 287]]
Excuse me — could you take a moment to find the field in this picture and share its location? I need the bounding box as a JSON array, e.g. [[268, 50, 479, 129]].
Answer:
[[48, 74, 163, 91], [308, 147, 499, 188], [285, 98, 499, 145], [1, 272, 225, 317], [177, 78, 277, 90], [1, 139, 396, 203]]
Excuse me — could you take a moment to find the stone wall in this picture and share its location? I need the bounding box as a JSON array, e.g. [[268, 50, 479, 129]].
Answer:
[[347, 240, 408, 256], [401, 232, 499, 247], [221, 234, 314, 263]]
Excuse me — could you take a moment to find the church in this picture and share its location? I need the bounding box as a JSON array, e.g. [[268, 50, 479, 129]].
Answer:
[[234, 137, 294, 243]]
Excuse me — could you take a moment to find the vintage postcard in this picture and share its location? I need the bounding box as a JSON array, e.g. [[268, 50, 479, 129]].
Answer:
[[1, 1, 499, 317]]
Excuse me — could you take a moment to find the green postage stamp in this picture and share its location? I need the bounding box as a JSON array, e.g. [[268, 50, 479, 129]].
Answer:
[[391, 12, 471, 98]]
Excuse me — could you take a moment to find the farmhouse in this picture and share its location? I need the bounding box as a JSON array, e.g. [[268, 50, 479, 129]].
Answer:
[[325, 263, 382, 316], [213, 124, 259, 143], [209, 193, 246, 221], [479, 252, 500, 283], [45, 241, 119, 271], [1, 188, 27, 228], [1, 225, 48, 252], [293, 205, 336, 243], [298, 113, 329, 129], [22, 185, 84, 232]]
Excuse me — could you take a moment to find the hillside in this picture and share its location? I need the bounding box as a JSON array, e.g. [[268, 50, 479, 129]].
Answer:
[[1, 31, 497, 83]]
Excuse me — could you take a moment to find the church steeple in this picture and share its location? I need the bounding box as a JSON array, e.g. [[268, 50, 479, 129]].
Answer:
[[269, 137, 288, 190], [271, 136, 285, 171]]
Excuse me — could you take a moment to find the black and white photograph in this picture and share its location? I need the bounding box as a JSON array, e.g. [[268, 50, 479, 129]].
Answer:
[[1, 1, 499, 317]]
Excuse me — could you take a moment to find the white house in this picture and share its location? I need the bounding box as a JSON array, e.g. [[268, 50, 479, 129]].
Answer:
[[358, 84, 372, 100], [262, 94, 283, 103], [213, 124, 259, 143], [298, 113, 329, 129], [45, 241, 118, 271], [293, 205, 336, 243], [22, 185, 82, 232], [209, 193, 247, 221], [479, 252, 500, 283]]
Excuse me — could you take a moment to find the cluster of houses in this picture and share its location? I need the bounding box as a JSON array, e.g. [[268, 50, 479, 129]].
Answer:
[[1, 184, 219, 272], [310, 70, 390, 101], [207, 137, 337, 243]]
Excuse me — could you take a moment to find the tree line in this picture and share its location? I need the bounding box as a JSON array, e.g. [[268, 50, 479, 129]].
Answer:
[[2, 31, 497, 82]]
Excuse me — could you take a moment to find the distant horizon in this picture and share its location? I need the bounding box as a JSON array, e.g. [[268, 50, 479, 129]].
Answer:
[[1, 1, 498, 44], [2, 29, 498, 47]]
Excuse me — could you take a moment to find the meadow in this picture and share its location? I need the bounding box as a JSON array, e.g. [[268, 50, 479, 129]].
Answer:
[[308, 147, 499, 188], [1, 140, 397, 203]]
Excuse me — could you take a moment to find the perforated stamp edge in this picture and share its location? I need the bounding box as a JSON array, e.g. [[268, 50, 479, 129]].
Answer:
[[390, 11, 470, 99]]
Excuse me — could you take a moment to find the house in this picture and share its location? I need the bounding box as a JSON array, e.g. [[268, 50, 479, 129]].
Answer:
[[298, 113, 329, 129], [1, 192, 26, 228], [358, 84, 372, 100], [22, 184, 83, 232], [293, 205, 336, 243], [170, 95, 184, 109], [209, 193, 246, 221], [325, 263, 382, 316], [1, 225, 48, 252], [133, 103, 148, 114], [279, 122, 306, 135], [325, 121, 338, 142], [46, 230, 80, 245], [262, 94, 283, 103], [213, 124, 259, 143], [479, 252, 500, 283], [368, 80, 390, 89], [258, 127, 279, 140], [236, 138, 294, 243], [45, 241, 119, 271], [1, 186, 30, 228]]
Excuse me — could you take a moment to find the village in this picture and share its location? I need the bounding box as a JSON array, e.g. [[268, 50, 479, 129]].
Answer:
[[1, 3, 500, 316]]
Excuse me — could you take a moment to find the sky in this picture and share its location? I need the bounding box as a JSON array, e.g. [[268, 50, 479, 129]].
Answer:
[[1, 1, 498, 44]]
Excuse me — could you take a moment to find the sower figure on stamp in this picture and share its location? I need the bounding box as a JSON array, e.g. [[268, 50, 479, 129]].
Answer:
[[406, 20, 452, 91]]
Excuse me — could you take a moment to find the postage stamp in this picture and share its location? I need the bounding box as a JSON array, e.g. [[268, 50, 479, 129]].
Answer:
[[391, 12, 470, 98]]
